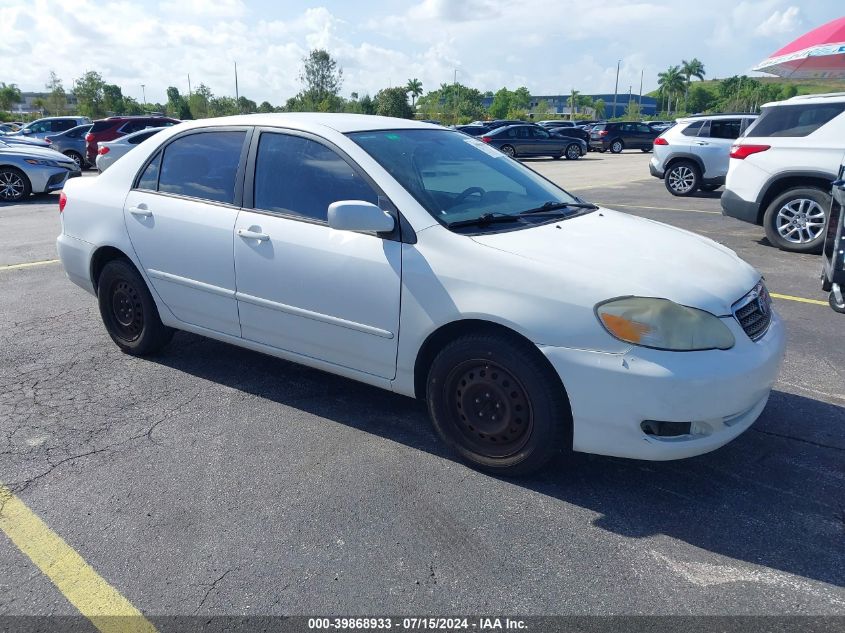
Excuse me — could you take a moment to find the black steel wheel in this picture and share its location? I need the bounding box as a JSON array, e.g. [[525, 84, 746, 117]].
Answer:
[[427, 332, 571, 475], [98, 258, 174, 355]]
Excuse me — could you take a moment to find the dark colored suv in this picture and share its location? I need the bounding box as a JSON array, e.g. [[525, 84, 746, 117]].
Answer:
[[590, 121, 659, 153], [85, 116, 180, 163]]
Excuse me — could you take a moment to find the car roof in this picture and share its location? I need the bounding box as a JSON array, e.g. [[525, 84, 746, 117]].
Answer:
[[764, 92, 845, 108], [171, 113, 442, 134], [675, 113, 758, 123]]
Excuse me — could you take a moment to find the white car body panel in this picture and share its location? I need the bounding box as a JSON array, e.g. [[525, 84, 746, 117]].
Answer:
[[57, 113, 787, 462]]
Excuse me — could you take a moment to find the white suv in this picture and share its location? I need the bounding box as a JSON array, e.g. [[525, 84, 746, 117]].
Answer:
[[650, 114, 758, 196], [722, 93, 845, 253]]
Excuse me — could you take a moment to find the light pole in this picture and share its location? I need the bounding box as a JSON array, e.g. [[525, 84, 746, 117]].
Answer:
[[612, 59, 621, 119], [141, 84, 146, 107]]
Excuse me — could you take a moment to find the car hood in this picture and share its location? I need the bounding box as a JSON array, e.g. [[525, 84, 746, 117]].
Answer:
[[0, 144, 72, 162], [470, 208, 760, 316]]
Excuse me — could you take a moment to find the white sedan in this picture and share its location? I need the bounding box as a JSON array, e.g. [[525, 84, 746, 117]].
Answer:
[[56, 114, 785, 475], [95, 127, 164, 172]]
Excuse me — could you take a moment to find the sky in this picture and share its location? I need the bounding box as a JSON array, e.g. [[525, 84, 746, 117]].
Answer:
[[0, 0, 841, 106]]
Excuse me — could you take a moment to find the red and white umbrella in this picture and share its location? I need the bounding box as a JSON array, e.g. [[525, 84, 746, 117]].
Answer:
[[753, 16, 845, 79]]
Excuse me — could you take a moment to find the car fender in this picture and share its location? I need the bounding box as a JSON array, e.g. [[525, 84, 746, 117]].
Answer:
[[664, 152, 706, 175]]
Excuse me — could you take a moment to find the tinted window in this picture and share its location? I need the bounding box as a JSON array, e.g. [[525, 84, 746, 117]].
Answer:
[[158, 131, 245, 204], [121, 120, 149, 134], [636, 124, 652, 133], [746, 103, 845, 138], [128, 130, 159, 144], [27, 121, 51, 134], [137, 152, 161, 190], [681, 120, 704, 136], [254, 133, 378, 222], [90, 120, 115, 133], [707, 119, 742, 140], [531, 127, 550, 139], [52, 120, 76, 132]]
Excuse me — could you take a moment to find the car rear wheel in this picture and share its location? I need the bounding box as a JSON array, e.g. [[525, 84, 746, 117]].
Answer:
[[610, 139, 624, 153], [640, 148, 652, 153], [763, 187, 830, 254], [0, 167, 31, 201], [63, 151, 84, 170], [664, 161, 700, 197], [830, 290, 845, 314], [500, 144, 516, 158], [426, 332, 570, 475], [565, 144, 581, 160], [98, 259, 174, 355]]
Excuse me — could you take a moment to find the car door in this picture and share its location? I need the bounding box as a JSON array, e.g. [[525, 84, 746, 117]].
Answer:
[[693, 118, 742, 179], [233, 129, 401, 379], [123, 128, 250, 337], [530, 126, 555, 155], [635, 123, 655, 149]]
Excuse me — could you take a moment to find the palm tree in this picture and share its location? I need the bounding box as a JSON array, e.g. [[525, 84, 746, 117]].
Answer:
[[657, 65, 684, 114], [406, 78, 423, 108], [681, 58, 706, 113], [568, 89, 580, 121]]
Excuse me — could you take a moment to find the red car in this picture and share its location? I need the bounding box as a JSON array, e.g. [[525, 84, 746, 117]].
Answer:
[[85, 116, 179, 164]]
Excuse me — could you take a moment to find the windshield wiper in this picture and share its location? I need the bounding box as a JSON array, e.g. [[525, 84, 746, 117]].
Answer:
[[518, 201, 598, 215], [445, 212, 522, 229]]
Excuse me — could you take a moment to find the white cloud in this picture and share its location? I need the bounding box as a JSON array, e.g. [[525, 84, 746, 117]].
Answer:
[[755, 6, 801, 37]]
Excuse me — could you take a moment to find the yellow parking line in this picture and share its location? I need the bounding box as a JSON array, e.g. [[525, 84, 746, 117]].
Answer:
[[0, 484, 157, 633], [593, 202, 721, 214], [770, 292, 829, 306], [0, 259, 60, 270]]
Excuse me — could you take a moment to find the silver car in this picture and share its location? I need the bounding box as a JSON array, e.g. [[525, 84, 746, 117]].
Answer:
[[0, 139, 80, 202], [44, 124, 93, 170], [95, 127, 164, 172], [7, 116, 91, 140]]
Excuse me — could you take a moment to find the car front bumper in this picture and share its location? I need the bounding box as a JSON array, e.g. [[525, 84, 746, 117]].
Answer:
[[540, 313, 786, 460]]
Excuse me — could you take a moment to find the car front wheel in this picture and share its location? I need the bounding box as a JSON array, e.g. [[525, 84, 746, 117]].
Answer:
[[610, 139, 624, 153], [565, 144, 581, 160], [0, 167, 31, 201], [664, 161, 700, 197], [426, 332, 570, 475], [64, 151, 84, 170], [763, 187, 830, 254], [98, 259, 174, 355]]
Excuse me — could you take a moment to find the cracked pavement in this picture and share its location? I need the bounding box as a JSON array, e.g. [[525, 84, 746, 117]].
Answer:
[[0, 158, 843, 617]]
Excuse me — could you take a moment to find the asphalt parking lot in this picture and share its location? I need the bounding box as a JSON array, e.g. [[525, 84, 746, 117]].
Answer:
[[1, 152, 843, 622]]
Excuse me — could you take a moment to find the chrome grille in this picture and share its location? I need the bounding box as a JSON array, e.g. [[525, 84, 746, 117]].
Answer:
[[732, 281, 772, 341]]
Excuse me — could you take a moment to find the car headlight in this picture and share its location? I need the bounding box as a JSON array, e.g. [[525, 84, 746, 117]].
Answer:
[[596, 297, 735, 351], [24, 158, 59, 167]]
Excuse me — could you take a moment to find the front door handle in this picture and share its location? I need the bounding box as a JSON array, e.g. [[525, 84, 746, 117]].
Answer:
[[694, 141, 710, 146], [129, 206, 152, 217], [237, 228, 270, 241]]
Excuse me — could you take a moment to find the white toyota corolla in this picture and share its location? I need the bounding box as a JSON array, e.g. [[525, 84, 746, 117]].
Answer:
[[57, 114, 786, 474]]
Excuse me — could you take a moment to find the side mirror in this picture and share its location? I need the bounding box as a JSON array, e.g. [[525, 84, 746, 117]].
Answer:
[[328, 200, 395, 233], [22, 128, 32, 134]]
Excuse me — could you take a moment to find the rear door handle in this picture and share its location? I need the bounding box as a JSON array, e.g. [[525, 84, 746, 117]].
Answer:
[[129, 206, 152, 217], [694, 141, 710, 146], [237, 228, 270, 241]]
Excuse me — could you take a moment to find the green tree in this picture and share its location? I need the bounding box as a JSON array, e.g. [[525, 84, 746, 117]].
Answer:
[[300, 49, 343, 104], [359, 94, 376, 115], [376, 87, 414, 118], [32, 97, 47, 115], [593, 98, 605, 119], [103, 84, 125, 115], [489, 87, 513, 119], [681, 58, 706, 113], [533, 99, 551, 116], [237, 96, 257, 113], [406, 78, 423, 108], [166, 86, 191, 119], [782, 84, 798, 99], [123, 96, 144, 115], [568, 89, 580, 120], [511, 86, 531, 110], [258, 101, 274, 113], [0, 82, 22, 114], [657, 65, 684, 114], [625, 99, 640, 118], [45, 72, 66, 116], [209, 96, 238, 116], [73, 71, 106, 118], [686, 84, 713, 113]]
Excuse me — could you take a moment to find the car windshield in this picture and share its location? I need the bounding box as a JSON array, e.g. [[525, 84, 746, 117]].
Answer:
[[347, 129, 581, 228]]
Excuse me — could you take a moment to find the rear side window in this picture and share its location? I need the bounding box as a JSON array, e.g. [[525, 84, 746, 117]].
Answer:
[[120, 120, 149, 134], [90, 120, 115, 133], [128, 130, 159, 144], [253, 132, 378, 222], [681, 121, 704, 136], [746, 103, 845, 137], [158, 131, 246, 204]]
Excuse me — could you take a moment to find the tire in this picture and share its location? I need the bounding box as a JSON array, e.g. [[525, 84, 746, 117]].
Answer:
[[700, 183, 721, 192], [763, 187, 830, 254], [0, 167, 31, 202], [565, 144, 581, 160], [426, 332, 570, 476], [552, 153, 562, 160], [97, 259, 174, 355], [610, 139, 624, 154], [664, 160, 700, 197], [64, 151, 84, 170], [500, 144, 516, 158], [830, 290, 845, 314], [641, 148, 652, 153]]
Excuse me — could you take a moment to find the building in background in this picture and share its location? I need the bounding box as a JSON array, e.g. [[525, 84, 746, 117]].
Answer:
[[12, 92, 79, 116], [480, 93, 659, 118]]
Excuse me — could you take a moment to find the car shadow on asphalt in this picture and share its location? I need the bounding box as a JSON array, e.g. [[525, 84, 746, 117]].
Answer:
[[152, 331, 845, 588]]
